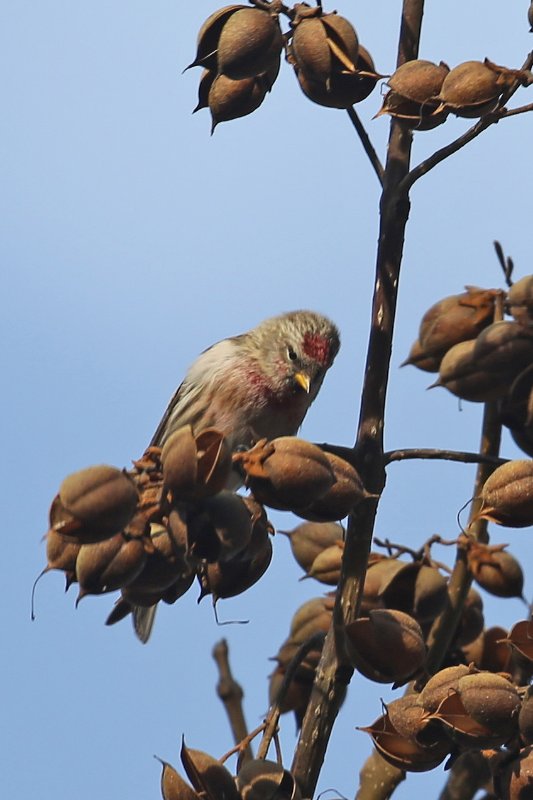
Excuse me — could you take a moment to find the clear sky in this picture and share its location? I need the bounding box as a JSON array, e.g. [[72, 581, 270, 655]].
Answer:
[[3, 2, 532, 798]]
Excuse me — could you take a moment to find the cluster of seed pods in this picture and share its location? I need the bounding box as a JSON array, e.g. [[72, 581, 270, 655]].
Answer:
[[158, 742, 302, 800], [39, 428, 366, 626], [187, 3, 531, 131]]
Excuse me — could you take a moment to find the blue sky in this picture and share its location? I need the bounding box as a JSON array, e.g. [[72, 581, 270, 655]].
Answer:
[[3, 2, 533, 798]]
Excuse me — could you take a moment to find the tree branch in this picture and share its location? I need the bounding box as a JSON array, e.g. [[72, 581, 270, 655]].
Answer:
[[212, 639, 253, 764], [384, 447, 507, 466], [291, 2, 426, 796], [346, 107, 385, 185]]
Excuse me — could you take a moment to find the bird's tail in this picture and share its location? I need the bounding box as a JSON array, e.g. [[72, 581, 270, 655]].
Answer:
[[132, 605, 158, 643]]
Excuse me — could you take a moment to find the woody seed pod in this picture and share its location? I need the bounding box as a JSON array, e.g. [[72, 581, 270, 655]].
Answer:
[[508, 275, 533, 326], [236, 759, 302, 800], [478, 459, 533, 527], [234, 437, 335, 511], [296, 452, 368, 521], [282, 520, 344, 572], [156, 757, 199, 800], [180, 744, 241, 800], [388, 59, 449, 104], [437, 60, 503, 117], [75, 533, 146, 599], [217, 8, 283, 80]]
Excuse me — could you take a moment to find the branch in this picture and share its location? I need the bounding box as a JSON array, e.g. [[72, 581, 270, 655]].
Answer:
[[291, 2, 426, 796], [437, 750, 491, 800], [400, 51, 533, 193], [355, 750, 405, 800], [212, 639, 253, 764], [346, 107, 385, 185], [384, 447, 507, 466]]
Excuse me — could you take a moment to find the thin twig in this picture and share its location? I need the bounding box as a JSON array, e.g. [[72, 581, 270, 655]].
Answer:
[[346, 107, 385, 185], [384, 448, 507, 466]]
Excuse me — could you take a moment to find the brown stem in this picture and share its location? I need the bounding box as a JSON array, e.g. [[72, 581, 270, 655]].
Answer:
[[290, 2, 425, 797], [345, 107, 385, 185], [212, 639, 253, 764], [384, 448, 507, 466], [437, 750, 491, 800], [355, 751, 405, 800]]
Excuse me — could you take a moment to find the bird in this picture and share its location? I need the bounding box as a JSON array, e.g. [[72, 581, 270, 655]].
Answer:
[[132, 310, 340, 642]]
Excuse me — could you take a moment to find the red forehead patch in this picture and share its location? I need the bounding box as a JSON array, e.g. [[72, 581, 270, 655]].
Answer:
[[302, 333, 331, 365]]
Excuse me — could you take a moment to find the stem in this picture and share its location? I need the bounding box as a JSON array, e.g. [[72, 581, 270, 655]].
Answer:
[[212, 639, 253, 764], [290, 2, 425, 796], [384, 448, 506, 466], [346, 107, 385, 185]]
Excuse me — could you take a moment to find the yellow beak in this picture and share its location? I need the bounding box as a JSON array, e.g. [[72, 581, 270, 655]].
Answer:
[[294, 372, 311, 393]]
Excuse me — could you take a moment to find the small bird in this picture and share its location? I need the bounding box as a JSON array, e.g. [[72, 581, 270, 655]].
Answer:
[[133, 310, 340, 641]]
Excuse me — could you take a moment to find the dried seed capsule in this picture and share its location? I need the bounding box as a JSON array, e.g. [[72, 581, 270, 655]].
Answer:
[[161, 426, 232, 500], [281, 521, 344, 572], [304, 541, 344, 585], [187, 5, 247, 71], [508, 275, 533, 326], [402, 339, 442, 372], [188, 491, 253, 562], [469, 543, 524, 598], [419, 664, 473, 712], [388, 59, 449, 104], [456, 672, 521, 739], [294, 44, 380, 108], [217, 8, 283, 80], [344, 608, 426, 684], [207, 69, 276, 132], [156, 756, 199, 800], [236, 759, 302, 800], [45, 527, 81, 573], [75, 533, 146, 599], [417, 288, 497, 359], [234, 437, 336, 512], [289, 595, 334, 643], [296, 452, 368, 521], [54, 465, 139, 543], [291, 7, 359, 86], [437, 60, 502, 117], [180, 744, 241, 800], [519, 689, 533, 744], [360, 708, 450, 772], [478, 459, 533, 527]]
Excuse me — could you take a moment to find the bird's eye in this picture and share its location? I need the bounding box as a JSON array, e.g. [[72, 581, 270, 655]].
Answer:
[[287, 345, 298, 361]]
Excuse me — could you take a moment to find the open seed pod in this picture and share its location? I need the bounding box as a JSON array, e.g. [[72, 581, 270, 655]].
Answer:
[[388, 59, 449, 104], [187, 5, 247, 71], [295, 452, 368, 521], [161, 426, 232, 501], [294, 44, 380, 108], [187, 491, 253, 562], [462, 626, 513, 673], [290, 5, 359, 87], [123, 524, 191, 595], [519, 688, 533, 745], [505, 619, 533, 662], [303, 541, 344, 585], [216, 7, 283, 80], [344, 608, 426, 684], [360, 706, 450, 772], [379, 561, 449, 624], [499, 364, 533, 447], [180, 742, 241, 800], [156, 757, 200, 800], [468, 542, 524, 599], [477, 459, 533, 527], [402, 339, 443, 372], [508, 275, 533, 326], [268, 663, 315, 724], [234, 437, 336, 511], [207, 54, 280, 132], [376, 90, 448, 130], [236, 759, 302, 800], [51, 465, 139, 544], [289, 595, 334, 644], [45, 527, 82, 575], [419, 665, 474, 713]]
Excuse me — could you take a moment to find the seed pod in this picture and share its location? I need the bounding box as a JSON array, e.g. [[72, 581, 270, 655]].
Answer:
[[268, 664, 314, 723], [419, 664, 473, 713], [289, 595, 334, 643], [456, 672, 521, 738], [294, 43, 380, 108], [156, 757, 199, 800], [53, 465, 139, 543], [180, 743, 241, 800], [375, 90, 448, 130], [462, 626, 512, 673], [161, 426, 232, 500], [388, 59, 449, 104], [45, 527, 81, 573], [187, 5, 247, 71], [344, 608, 426, 684], [402, 339, 442, 372], [75, 533, 146, 600], [508, 275, 533, 326], [379, 561, 448, 623], [505, 619, 533, 662], [296, 453, 368, 521], [496, 745, 533, 800], [519, 689, 533, 744], [188, 491, 253, 562], [418, 288, 498, 359], [236, 759, 302, 800], [477, 459, 533, 527], [455, 587, 484, 646], [360, 708, 450, 772], [469, 543, 524, 599], [217, 8, 283, 80], [125, 525, 190, 595], [437, 60, 503, 117], [291, 6, 359, 86], [281, 521, 344, 572], [234, 437, 335, 511], [304, 541, 344, 585]]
